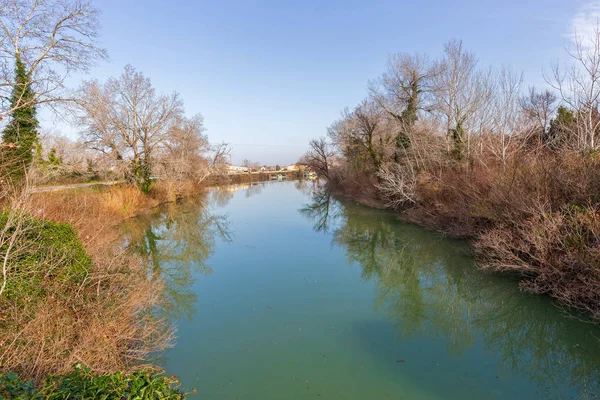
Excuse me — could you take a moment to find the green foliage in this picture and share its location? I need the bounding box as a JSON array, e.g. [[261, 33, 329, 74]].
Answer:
[[399, 81, 419, 128], [0, 372, 37, 399], [451, 123, 466, 160], [0, 212, 92, 300], [393, 131, 411, 162], [132, 157, 152, 194], [547, 106, 575, 149], [0, 364, 187, 399], [86, 158, 101, 181], [46, 148, 62, 167], [2, 57, 39, 182]]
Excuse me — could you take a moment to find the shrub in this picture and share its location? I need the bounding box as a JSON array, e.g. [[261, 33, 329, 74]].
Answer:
[[1, 187, 174, 383], [99, 185, 154, 218], [0, 364, 187, 399], [0, 211, 92, 301]]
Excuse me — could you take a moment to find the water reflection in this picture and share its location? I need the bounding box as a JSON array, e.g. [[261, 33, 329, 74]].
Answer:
[[122, 194, 232, 320], [300, 187, 600, 398]]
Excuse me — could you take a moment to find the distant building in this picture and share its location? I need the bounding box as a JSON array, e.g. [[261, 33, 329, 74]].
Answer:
[[227, 165, 248, 174]]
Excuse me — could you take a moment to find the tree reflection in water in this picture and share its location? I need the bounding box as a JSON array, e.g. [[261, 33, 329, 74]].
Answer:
[[300, 185, 600, 397], [122, 193, 232, 321]]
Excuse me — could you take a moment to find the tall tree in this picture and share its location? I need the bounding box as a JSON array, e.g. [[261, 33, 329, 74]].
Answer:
[[76, 65, 184, 192], [369, 53, 434, 161], [432, 40, 493, 160], [346, 100, 386, 170], [548, 21, 600, 152], [519, 87, 557, 143], [299, 137, 334, 178], [0, 0, 107, 118], [2, 56, 38, 180]]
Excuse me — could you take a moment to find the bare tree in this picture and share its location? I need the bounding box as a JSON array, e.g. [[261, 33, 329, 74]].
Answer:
[[76, 65, 183, 192], [0, 0, 108, 117], [241, 159, 261, 169], [369, 53, 434, 123], [369, 53, 435, 162], [210, 141, 231, 175], [298, 137, 334, 178], [159, 114, 211, 189], [346, 99, 388, 170], [487, 67, 530, 168], [548, 21, 600, 151], [432, 39, 494, 160], [519, 86, 557, 144]]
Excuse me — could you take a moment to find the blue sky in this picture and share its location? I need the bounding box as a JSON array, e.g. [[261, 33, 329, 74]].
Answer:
[[45, 0, 594, 164]]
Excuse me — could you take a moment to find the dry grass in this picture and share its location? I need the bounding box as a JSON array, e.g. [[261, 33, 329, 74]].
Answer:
[[0, 254, 174, 382], [0, 183, 175, 382], [99, 185, 154, 219], [26, 185, 159, 249]]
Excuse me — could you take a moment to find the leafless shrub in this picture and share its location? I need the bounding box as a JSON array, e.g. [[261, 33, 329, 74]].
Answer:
[[377, 163, 418, 209], [0, 175, 174, 382]]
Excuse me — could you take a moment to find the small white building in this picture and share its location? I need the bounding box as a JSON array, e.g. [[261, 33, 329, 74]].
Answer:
[[227, 165, 248, 174]]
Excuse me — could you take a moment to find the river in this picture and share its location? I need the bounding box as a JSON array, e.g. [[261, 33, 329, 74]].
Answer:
[[122, 180, 600, 399]]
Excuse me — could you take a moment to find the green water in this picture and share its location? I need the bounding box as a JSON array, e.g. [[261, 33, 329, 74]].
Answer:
[[123, 181, 600, 399]]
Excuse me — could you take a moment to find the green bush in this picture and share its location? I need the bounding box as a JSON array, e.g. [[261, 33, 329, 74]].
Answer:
[[0, 364, 187, 399], [0, 211, 92, 300]]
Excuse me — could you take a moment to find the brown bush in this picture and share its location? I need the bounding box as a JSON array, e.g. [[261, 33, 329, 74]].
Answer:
[[0, 253, 173, 382], [329, 134, 600, 321], [0, 184, 174, 382], [402, 149, 600, 320]]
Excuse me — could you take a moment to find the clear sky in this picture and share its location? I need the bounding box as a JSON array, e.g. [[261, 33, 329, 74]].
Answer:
[[43, 0, 597, 165]]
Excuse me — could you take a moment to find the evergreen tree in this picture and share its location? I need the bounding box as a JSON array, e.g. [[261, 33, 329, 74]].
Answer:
[[2, 56, 39, 181], [451, 122, 467, 161], [547, 106, 575, 150], [47, 148, 62, 167], [393, 80, 420, 162]]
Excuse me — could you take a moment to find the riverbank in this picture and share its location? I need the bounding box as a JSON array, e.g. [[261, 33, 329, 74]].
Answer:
[[0, 175, 308, 396], [323, 150, 600, 323], [0, 179, 215, 397], [207, 171, 302, 186], [147, 180, 600, 399]]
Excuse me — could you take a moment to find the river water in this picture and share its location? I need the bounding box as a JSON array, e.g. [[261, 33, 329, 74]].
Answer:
[[123, 180, 600, 399]]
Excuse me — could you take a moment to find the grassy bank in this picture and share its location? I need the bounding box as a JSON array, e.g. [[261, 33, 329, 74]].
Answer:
[[0, 364, 186, 399], [0, 180, 210, 397]]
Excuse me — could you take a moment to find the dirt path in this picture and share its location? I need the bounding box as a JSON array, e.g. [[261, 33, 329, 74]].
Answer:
[[28, 180, 124, 193]]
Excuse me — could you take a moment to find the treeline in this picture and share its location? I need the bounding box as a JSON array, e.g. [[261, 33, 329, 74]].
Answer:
[[302, 33, 600, 320]]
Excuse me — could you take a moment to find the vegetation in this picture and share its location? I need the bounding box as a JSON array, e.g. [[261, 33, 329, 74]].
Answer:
[[0, 364, 186, 399], [0, 210, 91, 300], [0, 1, 217, 393], [300, 189, 600, 396], [0, 184, 176, 384], [302, 29, 600, 321], [2, 57, 39, 182]]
